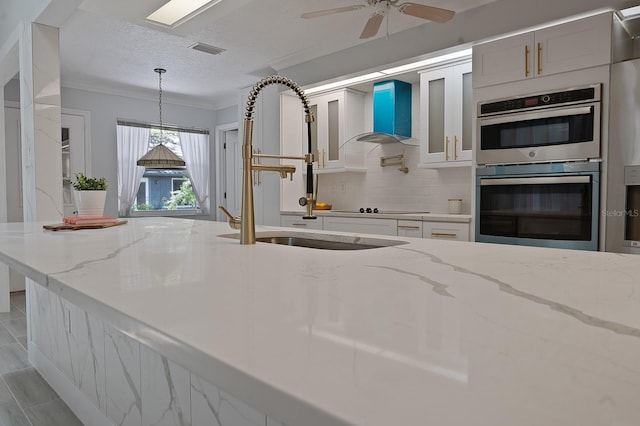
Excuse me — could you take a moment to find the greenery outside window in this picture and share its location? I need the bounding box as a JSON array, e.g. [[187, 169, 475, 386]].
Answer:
[[133, 128, 200, 215]]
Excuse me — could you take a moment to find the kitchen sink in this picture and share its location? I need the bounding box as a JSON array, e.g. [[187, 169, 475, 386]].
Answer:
[[220, 232, 408, 250]]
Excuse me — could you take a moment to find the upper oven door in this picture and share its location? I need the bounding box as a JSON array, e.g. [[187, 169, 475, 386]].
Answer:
[[477, 102, 601, 165]]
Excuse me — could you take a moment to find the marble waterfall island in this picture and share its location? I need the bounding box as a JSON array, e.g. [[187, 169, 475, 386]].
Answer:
[[0, 218, 639, 426]]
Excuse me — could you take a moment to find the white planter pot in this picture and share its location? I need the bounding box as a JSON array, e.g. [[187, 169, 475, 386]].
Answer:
[[73, 190, 107, 217]]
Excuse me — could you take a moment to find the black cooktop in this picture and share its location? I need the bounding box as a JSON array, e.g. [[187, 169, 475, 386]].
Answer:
[[331, 208, 430, 214]]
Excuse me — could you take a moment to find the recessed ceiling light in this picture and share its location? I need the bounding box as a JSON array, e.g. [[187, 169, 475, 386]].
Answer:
[[146, 0, 223, 27], [619, 5, 640, 19]]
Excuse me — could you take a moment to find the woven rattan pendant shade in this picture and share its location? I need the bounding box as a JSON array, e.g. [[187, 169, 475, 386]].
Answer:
[[137, 68, 185, 169], [137, 143, 185, 168]]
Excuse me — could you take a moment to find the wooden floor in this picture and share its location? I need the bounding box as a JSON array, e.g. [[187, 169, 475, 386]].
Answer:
[[0, 292, 82, 426]]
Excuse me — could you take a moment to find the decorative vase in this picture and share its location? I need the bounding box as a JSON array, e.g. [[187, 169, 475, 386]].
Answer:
[[73, 190, 107, 217]]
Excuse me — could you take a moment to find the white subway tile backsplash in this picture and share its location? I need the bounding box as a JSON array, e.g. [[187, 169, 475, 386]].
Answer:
[[313, 144, 472, 214]]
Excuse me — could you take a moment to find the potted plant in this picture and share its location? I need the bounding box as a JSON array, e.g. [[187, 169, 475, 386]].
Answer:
[[71, 173, 108, 217]]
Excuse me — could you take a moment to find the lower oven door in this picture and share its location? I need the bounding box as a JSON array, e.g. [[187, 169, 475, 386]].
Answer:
[[476, 164, 599, 251]]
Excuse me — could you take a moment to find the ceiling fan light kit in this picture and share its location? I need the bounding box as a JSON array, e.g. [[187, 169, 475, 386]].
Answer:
[[301, 0, 455, 39]]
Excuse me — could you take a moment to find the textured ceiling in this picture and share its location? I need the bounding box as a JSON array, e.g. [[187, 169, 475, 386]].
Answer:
[[60, 0, 497, 109]]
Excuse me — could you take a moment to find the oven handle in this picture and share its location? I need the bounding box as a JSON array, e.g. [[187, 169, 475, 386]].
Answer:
[[480, 176, 591, 186], [479, 105, 593, 126]]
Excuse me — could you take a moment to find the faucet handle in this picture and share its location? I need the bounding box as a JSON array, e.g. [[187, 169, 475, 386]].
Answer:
[[218, 206, 242, 230], [304, 152, 314, 164]]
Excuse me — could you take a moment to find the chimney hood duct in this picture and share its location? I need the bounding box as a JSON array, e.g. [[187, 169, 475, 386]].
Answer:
[[357, 79, 412, 144]]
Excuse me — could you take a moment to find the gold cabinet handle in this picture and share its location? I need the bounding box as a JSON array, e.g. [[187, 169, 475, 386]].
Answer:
[[525, 45, 530, 77], [537, 42, 542, 75], [397, 225, 421, 230], [322, 149, 326, 168], [454, 135, 458, 160], [445, 136, 450, 161], [290, 223, 308, 227], [431, 232, 457, 238]]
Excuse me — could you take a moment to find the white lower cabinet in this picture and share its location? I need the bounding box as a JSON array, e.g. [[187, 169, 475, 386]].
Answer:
[[422, 221, 469, 241], [323, 216, 397, 236], [191, 375, 265, 426], [105, 325, 142, 426], [141, 346, 191, 426], [397, 220, 423, 238], [55, 297, 80, 396], [283, 214, 471, 241], [76, 307, 106, 413], [28, 283, 287, 426], [281, 214, 324, 230]]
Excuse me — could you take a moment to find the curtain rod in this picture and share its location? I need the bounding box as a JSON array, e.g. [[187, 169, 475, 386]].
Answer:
[[117, 119, 210, 135]]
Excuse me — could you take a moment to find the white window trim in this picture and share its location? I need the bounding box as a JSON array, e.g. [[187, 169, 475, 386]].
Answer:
[[135, 177, 149, 206], [171, 177, 188, 192]]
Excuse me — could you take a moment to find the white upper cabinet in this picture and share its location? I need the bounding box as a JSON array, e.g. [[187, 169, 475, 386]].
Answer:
[[281, 89, 366, 173], [472, 13, 614, 88], [419, 60, 473, 166], [309, 89, 366, 172]]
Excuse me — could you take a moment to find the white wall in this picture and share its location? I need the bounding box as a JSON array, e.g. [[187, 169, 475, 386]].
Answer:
[[0, 0, 50, 44], [279, 0, 629, 87], [4, 79, 19, 101], [216, 105, 237, 126], [61, 87, 224, 218], [6, 80, 234, 220]]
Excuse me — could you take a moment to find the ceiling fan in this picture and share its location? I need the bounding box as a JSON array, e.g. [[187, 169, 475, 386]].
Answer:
[[301, 0, 455, 39]]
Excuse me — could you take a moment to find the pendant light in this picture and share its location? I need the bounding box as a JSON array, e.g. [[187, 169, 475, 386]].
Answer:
[[137, 68, 186, 168]]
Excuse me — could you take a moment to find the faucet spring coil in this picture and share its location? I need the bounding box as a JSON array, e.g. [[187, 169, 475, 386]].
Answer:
[[244, 75, 311, 121]]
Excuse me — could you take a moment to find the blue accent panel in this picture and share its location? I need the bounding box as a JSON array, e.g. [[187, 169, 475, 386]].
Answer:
[[373, 80, 411, 138]]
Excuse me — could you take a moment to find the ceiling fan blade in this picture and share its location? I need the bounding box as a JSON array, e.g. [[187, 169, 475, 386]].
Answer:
[[397, 2, 455, 23], [301, 5, 365, 19], [360, 13, 384, 39]]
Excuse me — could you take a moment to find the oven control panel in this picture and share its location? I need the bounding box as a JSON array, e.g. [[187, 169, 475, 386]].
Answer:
[[624, 165, 640, 185], [479, 84, 600, 116]]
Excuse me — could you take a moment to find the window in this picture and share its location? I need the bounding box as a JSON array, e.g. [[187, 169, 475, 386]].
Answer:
[[133, 129, 199, 213], [116, 122, 210, 217], [172, 177, 188, 192]]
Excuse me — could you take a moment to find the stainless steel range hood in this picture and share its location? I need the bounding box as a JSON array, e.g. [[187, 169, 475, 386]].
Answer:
[[357, 79, 414, 145]]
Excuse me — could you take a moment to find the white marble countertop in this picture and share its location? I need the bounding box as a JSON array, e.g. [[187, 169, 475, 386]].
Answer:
[[0, 218, 639, 426], [281, 210, 472, 222]]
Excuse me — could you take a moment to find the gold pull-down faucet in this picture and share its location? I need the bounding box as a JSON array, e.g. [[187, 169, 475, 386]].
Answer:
[[219, 76, 317, 244]]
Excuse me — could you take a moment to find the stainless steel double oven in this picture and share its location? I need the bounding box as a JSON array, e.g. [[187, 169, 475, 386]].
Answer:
[[475, 84, 602, 251]]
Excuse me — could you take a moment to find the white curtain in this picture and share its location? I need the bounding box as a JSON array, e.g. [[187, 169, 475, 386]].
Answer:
[[116, 125, 150, 216], [179, 131, 210, 214]]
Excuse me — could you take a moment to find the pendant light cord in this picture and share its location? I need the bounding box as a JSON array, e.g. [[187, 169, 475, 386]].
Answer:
[[154, 68, 166, 144]]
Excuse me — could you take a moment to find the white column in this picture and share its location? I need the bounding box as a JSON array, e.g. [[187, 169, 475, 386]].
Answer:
[[0, 84, 9, 312], [19, 22, 63, 222]]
